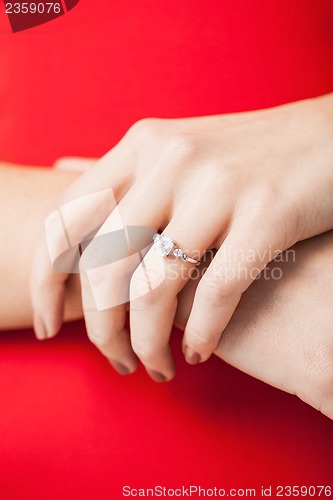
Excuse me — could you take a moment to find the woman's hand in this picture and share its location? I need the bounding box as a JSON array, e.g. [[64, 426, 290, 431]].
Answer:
[[1, 163, 332, 418], [30, 93, 333, 382]]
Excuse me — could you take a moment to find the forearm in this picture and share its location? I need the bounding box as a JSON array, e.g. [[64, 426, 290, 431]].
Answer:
[[0, 163, 82, 330]]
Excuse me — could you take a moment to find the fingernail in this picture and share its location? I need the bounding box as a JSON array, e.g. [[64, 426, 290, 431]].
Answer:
[[109, 360, 131, 376], [33, 313, 47, 340], [184, 346, 201, 365], [147, 369, 167, 383], [44, 317, 62, 339]]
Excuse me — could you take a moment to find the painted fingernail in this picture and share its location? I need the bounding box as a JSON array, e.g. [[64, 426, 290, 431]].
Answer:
[[147, 369, 167, 383], [33, 313, 47, 340], [184, 346, 201, 365], [44, 316, 62, 339], [109, 360, 131, 376]]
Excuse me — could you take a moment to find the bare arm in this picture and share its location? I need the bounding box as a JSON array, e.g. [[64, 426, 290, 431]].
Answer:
[[0, 163, 82, 330]]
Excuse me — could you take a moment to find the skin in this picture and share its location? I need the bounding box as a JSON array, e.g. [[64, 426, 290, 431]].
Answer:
[[1, 162, 333, 419], [0, 163, 83, 329], [29, 94, 333, 384], [177, 233, 333, 420]]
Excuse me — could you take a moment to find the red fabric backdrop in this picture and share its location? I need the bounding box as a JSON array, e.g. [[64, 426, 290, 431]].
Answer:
[[0, 1, 332, 498]]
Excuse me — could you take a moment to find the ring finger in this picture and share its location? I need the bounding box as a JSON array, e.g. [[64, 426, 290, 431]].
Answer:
[[129, 208, 218, 382]]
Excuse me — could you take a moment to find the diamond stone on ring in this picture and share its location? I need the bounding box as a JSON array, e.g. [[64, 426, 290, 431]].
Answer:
[[152, 233, 201, 265]]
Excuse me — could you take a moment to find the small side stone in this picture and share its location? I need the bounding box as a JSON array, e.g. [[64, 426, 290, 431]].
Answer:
[[173, 248, 183, 258]]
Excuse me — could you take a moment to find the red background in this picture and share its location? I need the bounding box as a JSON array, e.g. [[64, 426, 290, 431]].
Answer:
[[0, 1, 332, 498]]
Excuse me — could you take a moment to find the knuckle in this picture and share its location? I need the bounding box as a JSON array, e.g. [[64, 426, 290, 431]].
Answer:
[[239, 186, 277, 228], [159, 133, 198, 166], [199, 275, 239, 305], [87, 330, 111, 350], [126, 117, 160, 143], [238, 184, 292, 247], [244, 184, 290, 229], [186, 327, 213, 350], [256, 183, 280, 209], [131, 343, 156, 363], [132, 282, 165, 307], [130, 268, 166, 306], [204, 167, 232, 192]]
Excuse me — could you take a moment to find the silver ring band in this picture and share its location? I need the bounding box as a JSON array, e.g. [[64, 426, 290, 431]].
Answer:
[[152, 233, 201, 265]]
